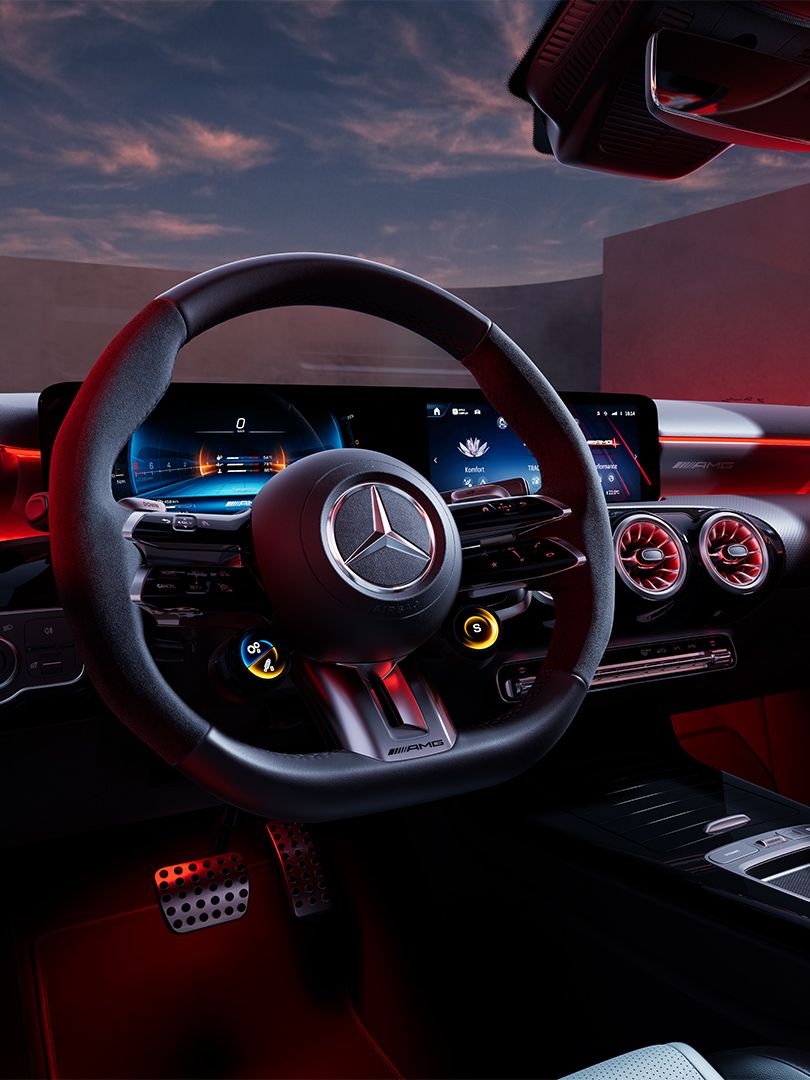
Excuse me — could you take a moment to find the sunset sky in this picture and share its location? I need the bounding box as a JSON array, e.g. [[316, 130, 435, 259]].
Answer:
[[2, 0, 810, 287]]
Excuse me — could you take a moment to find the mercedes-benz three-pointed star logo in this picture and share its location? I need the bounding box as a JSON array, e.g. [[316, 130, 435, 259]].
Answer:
[[326, 483, 435, 592], [344, 486, 431, 569]]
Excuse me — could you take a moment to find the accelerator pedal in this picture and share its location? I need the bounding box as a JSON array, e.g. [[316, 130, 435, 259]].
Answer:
[[266, 821, 332, 917], [154, 852, 250, 934]]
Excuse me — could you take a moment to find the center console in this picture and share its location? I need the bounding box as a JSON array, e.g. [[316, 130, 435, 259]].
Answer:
[[533, 707, 810, 933], [708, 827, 810, 903]]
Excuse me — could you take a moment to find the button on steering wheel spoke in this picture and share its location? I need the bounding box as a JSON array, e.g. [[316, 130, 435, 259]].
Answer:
[[448, 493, 584, 591], [123, 506, 269, 614]]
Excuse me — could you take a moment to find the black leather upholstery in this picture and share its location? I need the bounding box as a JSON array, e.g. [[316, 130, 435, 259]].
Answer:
[[710, 1046, 810, 1079]]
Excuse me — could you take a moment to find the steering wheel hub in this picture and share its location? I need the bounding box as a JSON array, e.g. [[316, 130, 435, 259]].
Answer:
[[326, 482, 435, 592], [250, 448, 462, 664]]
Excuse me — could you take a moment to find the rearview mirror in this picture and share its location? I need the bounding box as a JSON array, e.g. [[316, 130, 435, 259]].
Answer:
[[646, 29, 810, 151]]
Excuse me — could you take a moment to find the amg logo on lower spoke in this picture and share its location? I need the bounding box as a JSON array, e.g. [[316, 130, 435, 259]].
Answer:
[[388, 739, 445, 756]]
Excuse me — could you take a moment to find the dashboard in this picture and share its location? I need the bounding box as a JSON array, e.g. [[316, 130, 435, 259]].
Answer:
[[38, 384, 661, 511], [1, 381, 808, 843], [31, 379, 789, 711]]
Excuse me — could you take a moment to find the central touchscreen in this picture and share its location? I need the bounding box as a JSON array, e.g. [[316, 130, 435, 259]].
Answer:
[[426, 397, 652, 502]]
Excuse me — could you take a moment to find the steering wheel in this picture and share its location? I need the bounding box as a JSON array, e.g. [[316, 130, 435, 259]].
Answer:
[[48, 254, 614, 821]]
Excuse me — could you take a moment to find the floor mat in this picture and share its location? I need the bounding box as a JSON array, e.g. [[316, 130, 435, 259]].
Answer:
[[33, 858, 401, 1080]]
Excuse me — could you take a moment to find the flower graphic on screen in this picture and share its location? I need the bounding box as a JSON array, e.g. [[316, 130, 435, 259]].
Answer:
[[458, 436, 490, 458]]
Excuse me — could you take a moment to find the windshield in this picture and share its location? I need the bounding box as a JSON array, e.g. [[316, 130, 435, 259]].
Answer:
[[1, 0, 809, 399]]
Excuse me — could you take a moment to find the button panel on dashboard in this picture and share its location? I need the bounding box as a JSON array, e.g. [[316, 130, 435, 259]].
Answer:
[[0, 608, 83, 704]]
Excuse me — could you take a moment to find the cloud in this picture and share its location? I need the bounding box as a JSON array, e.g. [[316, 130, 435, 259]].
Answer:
[[157, 42, 225, 75], [52, 115, 275, 177], [337, 105, 539, 180], [0, 1, 85, 86], [0, 0, 215, 91], [297, 0, 343, 15], [753, 150, 810, 171], [496, 0, 543, 63], [668, 168, 731, 192], [351, 203, 598, 288], [274, 1, 550, 182], [264, 0, 343, 63], [90, 1, 214, 31], [0, 206, 243, 265], [579, 206, 619, 237], [661, 146, 810, 205], [117, 210, 242, 239]]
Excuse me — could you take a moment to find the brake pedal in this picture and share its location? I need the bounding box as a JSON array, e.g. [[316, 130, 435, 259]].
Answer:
[[154, 852, 250, 934], [266, 821, 332, 917]]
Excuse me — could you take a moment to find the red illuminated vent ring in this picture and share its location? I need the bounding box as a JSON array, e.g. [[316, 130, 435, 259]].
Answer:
[[698, 513, 769, 593], [614, 514, 687, 600]]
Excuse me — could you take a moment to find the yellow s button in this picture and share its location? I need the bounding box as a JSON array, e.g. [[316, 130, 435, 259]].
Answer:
[[456, 608, 500, 651]]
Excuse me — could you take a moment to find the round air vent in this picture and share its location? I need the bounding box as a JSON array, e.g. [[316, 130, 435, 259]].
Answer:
[[614, 514, 687, 600], [698, 513, 769, 593]]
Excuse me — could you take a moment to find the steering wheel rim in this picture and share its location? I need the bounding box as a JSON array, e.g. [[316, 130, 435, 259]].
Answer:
[[48, 253, 614, 821]]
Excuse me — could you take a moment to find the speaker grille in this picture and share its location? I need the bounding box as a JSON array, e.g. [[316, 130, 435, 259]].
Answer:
[[615, 514, 687, 599]]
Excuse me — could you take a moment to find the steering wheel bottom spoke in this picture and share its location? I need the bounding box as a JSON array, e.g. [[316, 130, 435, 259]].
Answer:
[[298, 659, 457, 762]]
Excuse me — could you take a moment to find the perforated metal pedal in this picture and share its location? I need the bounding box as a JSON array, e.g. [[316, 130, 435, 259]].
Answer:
[[266, 821, 332, 917], [154, 852, 250, 934]]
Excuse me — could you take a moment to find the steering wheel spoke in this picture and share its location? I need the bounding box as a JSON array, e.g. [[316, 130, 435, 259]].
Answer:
[[297, 658, 457, 762], [461, 536, 585, 591], [123, 506, 252, 567], [448, 493, 584, 591], [123, 506, 268, 612]]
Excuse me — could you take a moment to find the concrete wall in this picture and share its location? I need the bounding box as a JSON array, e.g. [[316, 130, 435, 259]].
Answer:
[[0, 255, 602, 394], [601, 182, 810, 406]]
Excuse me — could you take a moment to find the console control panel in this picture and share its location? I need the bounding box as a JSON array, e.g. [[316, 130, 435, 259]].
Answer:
[[707, 827, 810, 905], [0, 608, 83, 704], [498, 635, 736, 700]]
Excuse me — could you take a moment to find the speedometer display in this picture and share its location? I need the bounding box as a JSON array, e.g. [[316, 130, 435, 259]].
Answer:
[[126, 389, 350, 513]]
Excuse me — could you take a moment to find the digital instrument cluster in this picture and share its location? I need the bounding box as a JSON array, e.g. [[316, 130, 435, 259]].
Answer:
[[39, 384, 660, 512], [117, 390, 349, 513]]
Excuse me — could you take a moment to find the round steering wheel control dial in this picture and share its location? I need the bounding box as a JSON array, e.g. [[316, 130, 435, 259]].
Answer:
[[455, 607, 500, 651], [239, 633, 287, 682]]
